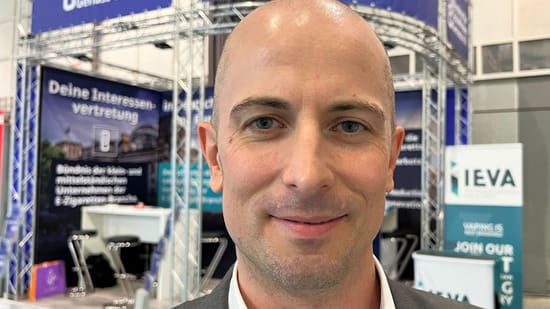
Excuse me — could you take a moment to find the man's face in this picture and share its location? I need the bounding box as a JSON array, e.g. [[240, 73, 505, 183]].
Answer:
[[200, 16, 403, 291]]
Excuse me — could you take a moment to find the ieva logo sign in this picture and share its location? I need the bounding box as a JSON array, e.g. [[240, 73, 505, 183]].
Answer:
[[445, 144, 522, 206], [417, 280, 471, 304], [450, 162, 517, 195]]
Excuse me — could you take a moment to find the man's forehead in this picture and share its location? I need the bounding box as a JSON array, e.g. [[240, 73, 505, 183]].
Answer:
[[226, 0, 371, 47], [212, 0, 393, 128]]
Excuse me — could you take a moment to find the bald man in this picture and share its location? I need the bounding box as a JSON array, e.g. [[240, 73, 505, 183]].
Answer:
[[176, 0, 479, 308]]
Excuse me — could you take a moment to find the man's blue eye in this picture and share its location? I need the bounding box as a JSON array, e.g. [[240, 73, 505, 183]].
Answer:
[[340, 121, 364, 133], [252, 117, 275, 129]]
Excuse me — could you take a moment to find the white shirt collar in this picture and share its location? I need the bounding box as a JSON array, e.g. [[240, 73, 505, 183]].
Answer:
[[375, 255, 397, 309], [228, 261, 249, 309], [228, 256, 396, 309]]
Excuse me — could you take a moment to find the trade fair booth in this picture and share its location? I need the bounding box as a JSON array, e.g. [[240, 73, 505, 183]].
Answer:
[[0, 0, 524, 309]]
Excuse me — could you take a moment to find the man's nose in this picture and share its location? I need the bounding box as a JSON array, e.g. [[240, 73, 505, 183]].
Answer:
[[281, 125, 335, 196]]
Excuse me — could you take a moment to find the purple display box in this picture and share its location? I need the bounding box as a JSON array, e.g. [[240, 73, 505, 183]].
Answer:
[[31, 260, 66, 300]]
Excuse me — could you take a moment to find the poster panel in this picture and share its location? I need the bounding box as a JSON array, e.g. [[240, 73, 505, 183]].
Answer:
[[386, 91, 423, 210], [32, 0, 172, 34], [36, 66, 162, 278], [444, 144, 523, 309], [157, 162, 222, 212], [157, 87, 222, 212], [158, 88, 214, 159], [447, 0, 470, 61], [385, 88, 467, 208]]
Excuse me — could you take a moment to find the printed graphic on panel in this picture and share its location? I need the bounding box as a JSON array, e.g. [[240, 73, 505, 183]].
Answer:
[[36, 67, 162, 287], [386, 91, 423, 210], [447, 0, 470, 61], [157, 88, 222, 212], [444, 144, 523, 309]]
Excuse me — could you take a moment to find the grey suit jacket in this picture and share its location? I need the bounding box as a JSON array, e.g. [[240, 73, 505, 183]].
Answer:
[[174, 270, 482, 309]]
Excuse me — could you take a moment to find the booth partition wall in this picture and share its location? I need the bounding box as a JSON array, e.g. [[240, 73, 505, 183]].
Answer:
[[2, 0, 469, 306]]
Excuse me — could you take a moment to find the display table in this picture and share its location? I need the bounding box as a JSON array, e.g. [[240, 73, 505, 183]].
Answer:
[[413, 250, 496, 308], [80, 204, 200, 301], [81, 204, 171, 245], [81, 204, 170, 260]]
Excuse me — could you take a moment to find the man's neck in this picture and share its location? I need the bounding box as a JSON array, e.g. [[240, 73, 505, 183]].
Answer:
[[236, 256, 381, 309]]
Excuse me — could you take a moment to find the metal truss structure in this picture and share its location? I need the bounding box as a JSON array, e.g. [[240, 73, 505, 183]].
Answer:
[[6, 0, 469, 303], [352, 3, 471, 250]]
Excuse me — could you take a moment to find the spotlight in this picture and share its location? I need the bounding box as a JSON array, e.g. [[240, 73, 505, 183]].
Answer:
[[72, 54, 93, 62], [383, 41, 396, 50], [153, 41, 172, 49]]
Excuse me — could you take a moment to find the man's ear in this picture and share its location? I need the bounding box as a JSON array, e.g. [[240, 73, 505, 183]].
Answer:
[[385, 126, 405, 192], [198, 122, 223, 192]]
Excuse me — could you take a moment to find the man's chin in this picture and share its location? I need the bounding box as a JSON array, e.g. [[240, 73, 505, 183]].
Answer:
[[262, 255, 347, 291]]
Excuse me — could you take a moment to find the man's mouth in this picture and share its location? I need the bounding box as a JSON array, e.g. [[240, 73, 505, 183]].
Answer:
[[271, 215, 347, 239], [281, 216, 344, 224]]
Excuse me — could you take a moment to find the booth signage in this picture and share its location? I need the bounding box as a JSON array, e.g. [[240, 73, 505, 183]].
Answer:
[[341, 0, 439, 29], [32, 0, 172, 34], [159, 87, 214, 142], [157, 162, 222, 212], [157, 87, 222, 212], [36, 66, 162, 266], [386, 91, 423, 210], [447, 0, 469, 61], [40, 67, 161, 156], [444, 144, 523, 309]]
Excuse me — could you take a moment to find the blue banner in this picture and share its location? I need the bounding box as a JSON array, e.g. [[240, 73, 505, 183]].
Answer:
[[159, 87, 214, 142], [386, 88, 469, 209], [32, 0, 172, 34], [157, 87, 221, 212], [343, 0, 439, 29], [386, 91, 423, 210], [447, 0, 470, 61], [158, 87, 213, 163]]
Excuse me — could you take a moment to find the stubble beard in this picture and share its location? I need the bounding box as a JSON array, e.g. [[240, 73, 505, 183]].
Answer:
[[236, 236, 361, 295]]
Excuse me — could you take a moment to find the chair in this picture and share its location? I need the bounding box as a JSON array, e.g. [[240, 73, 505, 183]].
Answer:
[[67, 229, 97, 297], [105, 235, 140, 305], [380, 229, 419, 280], [200, 231, 228, 292]]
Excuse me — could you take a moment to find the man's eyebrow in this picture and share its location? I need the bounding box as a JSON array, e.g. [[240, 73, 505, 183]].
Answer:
[[229, 97, 291, 119], [328, 100, 386, 121]]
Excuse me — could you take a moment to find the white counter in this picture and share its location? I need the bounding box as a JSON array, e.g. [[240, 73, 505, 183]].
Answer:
[[81, 204, 171, 244]]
